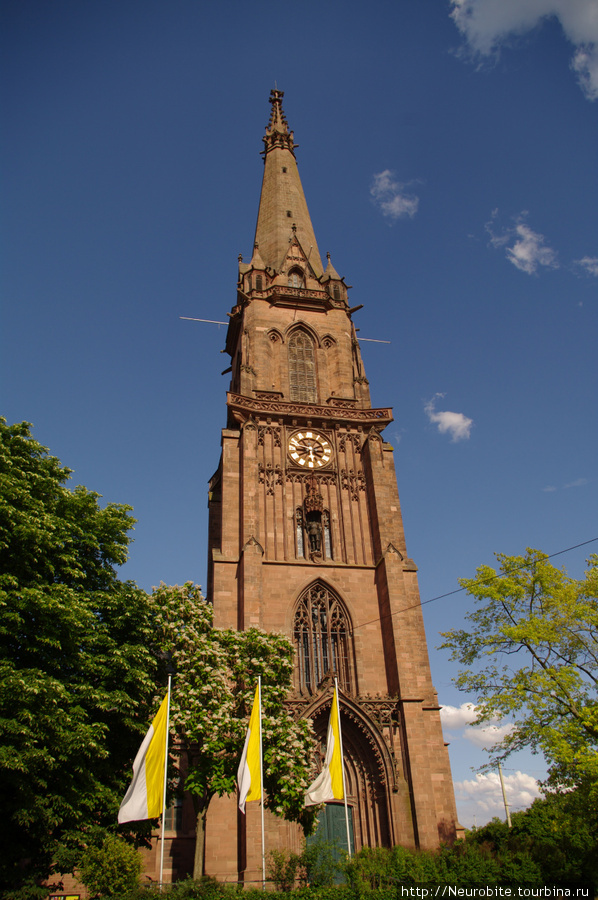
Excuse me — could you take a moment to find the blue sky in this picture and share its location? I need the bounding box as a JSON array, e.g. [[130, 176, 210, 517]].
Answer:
[[2, 0, 597, 828]]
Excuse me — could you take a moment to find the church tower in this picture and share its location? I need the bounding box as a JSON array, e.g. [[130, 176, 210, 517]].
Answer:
[[204, 90, 461, 880]]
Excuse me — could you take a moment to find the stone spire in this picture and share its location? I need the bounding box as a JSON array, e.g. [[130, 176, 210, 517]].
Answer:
[[262, 88, 297, 155], [253, 89, 324, 277]]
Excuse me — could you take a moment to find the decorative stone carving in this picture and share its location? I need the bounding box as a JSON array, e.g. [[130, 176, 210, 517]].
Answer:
[[242, 535, 264, 555], [258, 425, 282, 447], [258, 463, 283, 495], [338, 432, 362, 453], [288, 691, 403, 791], [368, 429, 382, 443], [286, 471, 336, 486], [341, 468, 365, 501], [304, 475, 324, 514], [384, 542, 404, 560], [359, 694, 401, 729], [227, 392, 392, 425], [328, 398, 357, 408]]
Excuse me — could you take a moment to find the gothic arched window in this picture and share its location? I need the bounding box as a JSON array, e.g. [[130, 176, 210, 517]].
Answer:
[[288, 330, 317, 403], [294, 583, 352, 694], [288, 268, 305, 288]]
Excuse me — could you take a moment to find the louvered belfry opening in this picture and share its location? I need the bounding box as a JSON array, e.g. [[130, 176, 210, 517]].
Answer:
[[288, 330, 317, 403], [294, 582, 352, 694]]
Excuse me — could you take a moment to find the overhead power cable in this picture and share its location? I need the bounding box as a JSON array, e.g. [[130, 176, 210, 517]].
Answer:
[[352, 537, 598, 633]]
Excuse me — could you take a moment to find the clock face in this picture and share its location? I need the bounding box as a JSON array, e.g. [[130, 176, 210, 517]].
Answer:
[[288, 430, 332, 468]]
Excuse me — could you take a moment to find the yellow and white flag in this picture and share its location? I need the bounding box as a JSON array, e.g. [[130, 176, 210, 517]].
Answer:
[[305, 685, 344, 806], [118, 693, 169, 823], [237, 683, 262, 813]]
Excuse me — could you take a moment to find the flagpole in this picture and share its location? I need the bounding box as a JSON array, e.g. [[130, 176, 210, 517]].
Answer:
[[159, 675, 172, 889], [334, 678, 351, 858], [258, 676, 266, 890]]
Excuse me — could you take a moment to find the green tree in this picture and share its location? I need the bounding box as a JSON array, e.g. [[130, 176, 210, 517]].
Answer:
[[441, 549, 598, 797], [0, 420, 157, 894], [468, 789, 597, 887], [151, 583, 318, 880]]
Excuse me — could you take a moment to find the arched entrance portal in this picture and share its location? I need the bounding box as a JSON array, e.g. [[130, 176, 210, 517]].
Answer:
[[303, 689, 409, 852]]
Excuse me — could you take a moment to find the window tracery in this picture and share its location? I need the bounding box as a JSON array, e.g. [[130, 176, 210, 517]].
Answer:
[[294, 582, 352, 694]]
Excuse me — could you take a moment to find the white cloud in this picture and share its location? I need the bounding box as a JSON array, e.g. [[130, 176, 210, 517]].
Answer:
[[564, 477, 589, 488], [450, 0, 598, 101], [440, 700, 542, 825], [571, 44, 598, 100], [425, 393, 473, 442], [440, 703, 478, 729], [486, 211, 559, 275], [507, 223, 559, 274], [575, 256, 598, 276], [542, 477, 588, 491], [370, 170, 419, 221], [454, 770, 541, 825], [441, 703, 514, 747], [466, 722, 515, 748]]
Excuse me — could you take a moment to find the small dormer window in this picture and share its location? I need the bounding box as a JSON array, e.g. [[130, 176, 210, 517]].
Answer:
[[288, 268, 304, 289], [333, 284, 341, 301], [256, 274, 263, 291]]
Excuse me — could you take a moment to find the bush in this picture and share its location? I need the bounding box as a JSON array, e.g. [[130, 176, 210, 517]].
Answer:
[[345, 845, 391, 891], [268, 849, 305, 891], [77, 834, 142, 899], [346, 839, 542, 889], [302, 839, 346, 887], [166, 876, 235, 899], [267, 840, 347, 890]]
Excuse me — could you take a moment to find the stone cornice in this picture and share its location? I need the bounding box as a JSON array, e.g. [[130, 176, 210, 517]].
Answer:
[[227, 391, 393, 426]]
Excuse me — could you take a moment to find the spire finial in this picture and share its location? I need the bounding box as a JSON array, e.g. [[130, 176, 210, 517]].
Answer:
[[262, 87, 297, 157], [268, 88, 287, 129]]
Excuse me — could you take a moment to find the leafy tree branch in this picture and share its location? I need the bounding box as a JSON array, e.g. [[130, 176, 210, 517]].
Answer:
[[441, 549, 598, 796]]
